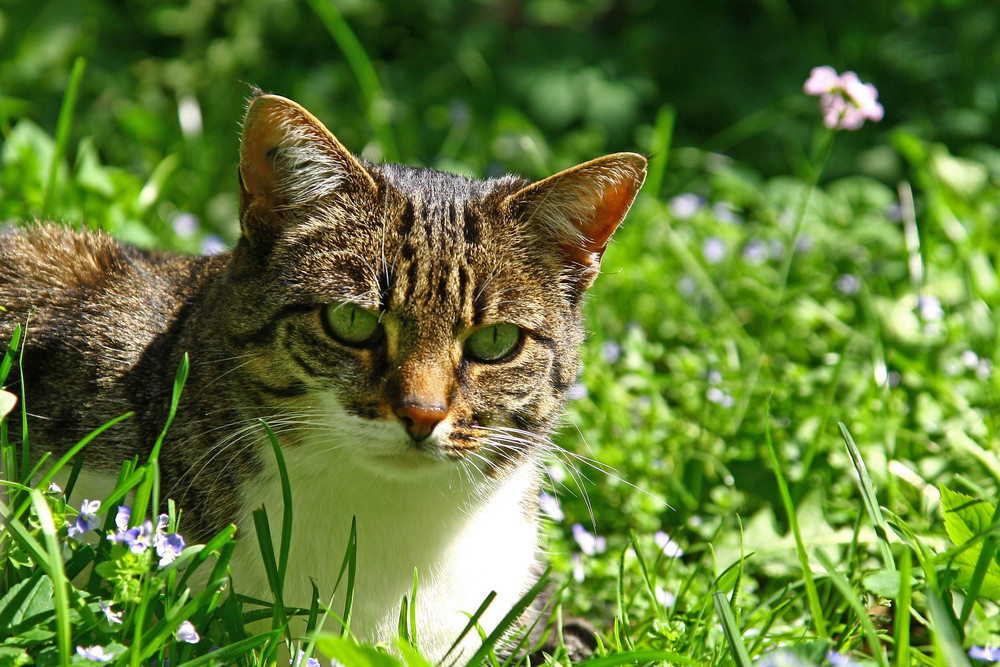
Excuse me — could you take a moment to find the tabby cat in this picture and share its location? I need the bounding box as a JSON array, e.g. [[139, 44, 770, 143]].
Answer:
[[0, 91, 646, 660]]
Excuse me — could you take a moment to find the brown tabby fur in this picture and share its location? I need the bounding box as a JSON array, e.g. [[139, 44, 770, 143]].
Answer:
[[0, 90, 646, 657]]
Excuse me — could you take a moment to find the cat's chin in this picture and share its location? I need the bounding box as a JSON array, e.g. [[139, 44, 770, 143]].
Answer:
[[345, 439, 461, 482]]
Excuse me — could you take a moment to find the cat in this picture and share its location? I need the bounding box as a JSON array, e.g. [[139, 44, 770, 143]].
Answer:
[[0, 90, 646, 660]]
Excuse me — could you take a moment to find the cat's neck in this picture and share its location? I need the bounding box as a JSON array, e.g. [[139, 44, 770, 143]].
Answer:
[[227, 428, 542, 661]]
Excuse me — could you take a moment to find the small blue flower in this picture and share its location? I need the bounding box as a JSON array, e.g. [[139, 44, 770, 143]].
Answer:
[[76, 645, 113, 662], [654, 585, 675, 607], [668, 193, 705, 220], [571, 523, 606, 556], [68, 500, 102, 540], [702, 237, 726, 264], [539, 491, 564, 522], [570, 552, 585, 583], [825, 649, 861, 666], [108, 519, 154, 553], [114, 506, 131, 531], [654, 530, 684, 558], [970, 646, 1000, 663], [176, 620, 200, 644], [156, 532, 186, 569], [291, 650, 322, 667], [99, 600, 123, 625]]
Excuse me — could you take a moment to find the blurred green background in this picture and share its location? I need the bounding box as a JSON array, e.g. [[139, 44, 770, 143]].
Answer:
[[2, 0, 997, 245]]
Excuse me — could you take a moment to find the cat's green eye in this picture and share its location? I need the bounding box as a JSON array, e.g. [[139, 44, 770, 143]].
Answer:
[[465, 323, 522, 363], [324, 302, 381, 346]]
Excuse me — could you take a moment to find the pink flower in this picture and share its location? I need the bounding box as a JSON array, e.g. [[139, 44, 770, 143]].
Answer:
[[803, 66, 884, 130]]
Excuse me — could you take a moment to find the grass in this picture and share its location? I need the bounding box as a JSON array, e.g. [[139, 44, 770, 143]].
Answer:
[[2, 32, 1000, 667]]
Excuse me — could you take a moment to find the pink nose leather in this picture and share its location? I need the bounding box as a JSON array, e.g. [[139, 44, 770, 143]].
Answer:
[[394, 403, 447, 441]]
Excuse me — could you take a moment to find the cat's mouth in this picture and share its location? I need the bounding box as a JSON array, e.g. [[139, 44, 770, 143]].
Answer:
[[375, 446, 440, 469]]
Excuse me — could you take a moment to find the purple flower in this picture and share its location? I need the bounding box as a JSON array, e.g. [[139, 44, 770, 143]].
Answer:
[[47, 482, 62, 495], [826, 649, 861, 666], [99, 601, 123, 625], [706, 387, 734, 408], [702, 237, 726, 264], [201, 235, 227, 256], [917, 295, 944, 321], [668, 193, 705, 219], [601, 340, 622, 364], [571, 523, 607, 556], [156, 532, 186, 569], [654, 585, 675, 608], [76, 645, 113, 662], [172, 212, 199, 238], [114, 506, 131, 532], [835, 274, 861, 296], [539, 491, 565, 522], [176, 620, 200, 644], [108, 519, 154, 554], [570, 552, 585, 582], [971, 646, 1000, 663], [654, 530, 684, 558], [67, 500, 102, 540], [804, 66, 884, 130], [291, 651, 322, 667]]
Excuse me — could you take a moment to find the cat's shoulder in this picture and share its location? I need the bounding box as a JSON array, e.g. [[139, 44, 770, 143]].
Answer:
[[0, 224, 217, 293], [1, 224, 147, 289]]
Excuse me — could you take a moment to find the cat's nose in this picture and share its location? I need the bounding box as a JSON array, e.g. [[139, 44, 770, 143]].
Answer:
[[394, 403, 448, 441]]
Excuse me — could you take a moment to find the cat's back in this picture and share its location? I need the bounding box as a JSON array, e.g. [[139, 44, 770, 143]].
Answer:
[[0, 225, 223, 456], [0, 225, 207, 338]]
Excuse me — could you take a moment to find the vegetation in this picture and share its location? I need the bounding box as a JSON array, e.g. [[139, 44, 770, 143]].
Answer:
[[2, 1, 1000, 665]]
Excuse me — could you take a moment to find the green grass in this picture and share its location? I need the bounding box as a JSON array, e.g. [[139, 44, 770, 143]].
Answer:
[[2, 23, 1000, 667]]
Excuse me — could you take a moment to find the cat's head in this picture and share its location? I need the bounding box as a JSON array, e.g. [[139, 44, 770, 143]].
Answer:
[[223, 91, 645, 481]]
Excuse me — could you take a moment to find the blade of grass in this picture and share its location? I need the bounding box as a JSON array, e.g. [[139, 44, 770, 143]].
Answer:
[[43, 57, 86, 215], [303, 0, 398, 162], [0, 323, 21, 385], [260, 419, 292, 595], [441, 590, 497, 666], [644, 104, 675, 200], [894, 548, 912, 667], [31, 489, 72, 667], [813, 548, 888, 667], [764, 406, 828, 638], [331, 516, 358, 637], [628, 529, 664, 622], [459, 568, 551, 667], [252, 508, 290, 639], [576, 650, 702, 666], [713, 591, 752, 667], [133, 354, 188, 523], [924, 589, 972, 667], [172, 630, 281, 667], [840, 422, 895, 569]]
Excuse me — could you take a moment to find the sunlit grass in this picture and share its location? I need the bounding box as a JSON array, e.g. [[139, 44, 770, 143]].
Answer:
[[2, 47, 1000, 667]]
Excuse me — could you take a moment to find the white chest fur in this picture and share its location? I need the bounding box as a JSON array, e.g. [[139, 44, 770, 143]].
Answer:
[[227, 437, 542, 661]]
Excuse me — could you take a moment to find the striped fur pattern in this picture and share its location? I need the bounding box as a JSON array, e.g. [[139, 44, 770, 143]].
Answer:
[[0, 91, 646, 659]]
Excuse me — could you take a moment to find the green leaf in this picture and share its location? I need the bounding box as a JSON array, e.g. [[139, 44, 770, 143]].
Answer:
[[862, 568, 913, 599], [314, 636, 404, 667], [940, 486, 1000, 599], [0, 646, 33, 667], [0, 571, 53, 630]]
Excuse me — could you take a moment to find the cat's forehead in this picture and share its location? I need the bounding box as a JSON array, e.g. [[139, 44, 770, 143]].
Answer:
[[373, 163, 525, 203]]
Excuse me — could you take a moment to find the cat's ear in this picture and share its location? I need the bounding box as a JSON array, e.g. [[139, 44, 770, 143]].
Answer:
[[238, 91, 378, 247], [504, 153, 647, 272]]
